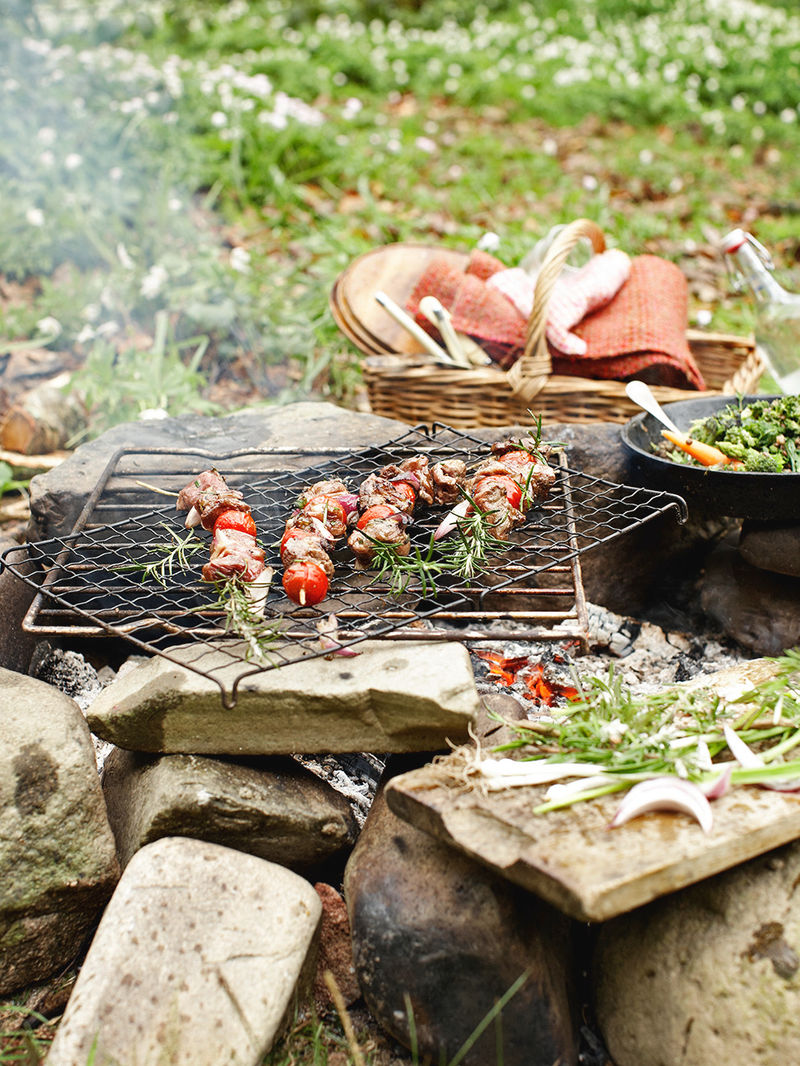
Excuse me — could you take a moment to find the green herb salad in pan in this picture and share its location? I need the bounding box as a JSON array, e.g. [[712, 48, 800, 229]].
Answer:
[[657, 395, 800, 473]]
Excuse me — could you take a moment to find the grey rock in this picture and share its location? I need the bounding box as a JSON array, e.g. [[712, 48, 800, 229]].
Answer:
[[739, 520, 800, 578], [344, 775, 579, 1066], [0, 668, 119, 996], [701, 541, 800, 656], [45, 837, 322, 1066], [593, 837, 800, 1066], [102, 748, 358, 871], [86, 639, 480, 755]]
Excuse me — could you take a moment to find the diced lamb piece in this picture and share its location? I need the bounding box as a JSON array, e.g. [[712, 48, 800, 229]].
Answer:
[[202, 528, 265, 582], [176, 468, 230, 512], [381, 455, 435, 505], [470, 478, 525, 539], [358, 473, 416, 514], [524, 458, 557, 504], [192, 487, 249, 531], [347, 518, 411, 565], [431, 459, 467, 504], [300, 478, 349, 503], [280, 530, 336, 577]]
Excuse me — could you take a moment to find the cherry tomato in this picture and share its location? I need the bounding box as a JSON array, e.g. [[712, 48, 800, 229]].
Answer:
[[356, 504, 399, 530], [474, 475, 522, 510], [282, 560, 329, 606], [393, 482, 417, 505], [214, 508, 257, 537]]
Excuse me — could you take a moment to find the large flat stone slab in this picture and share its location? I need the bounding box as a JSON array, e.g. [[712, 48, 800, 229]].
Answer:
[[0, 668, 119, 995], [86, 640, 480, 754], [45, 837, 322, 1066], [386, 660, 800, 922]]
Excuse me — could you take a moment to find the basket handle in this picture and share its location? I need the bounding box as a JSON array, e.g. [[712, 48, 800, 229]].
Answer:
[[506, 218, 606, 402]]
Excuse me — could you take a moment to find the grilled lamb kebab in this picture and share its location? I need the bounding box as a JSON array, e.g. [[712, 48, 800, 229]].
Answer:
[[347, 455, 468, 566], [280, 478, 359, 605], [176, 469, 267, 585], [444, 437, 556, 540]]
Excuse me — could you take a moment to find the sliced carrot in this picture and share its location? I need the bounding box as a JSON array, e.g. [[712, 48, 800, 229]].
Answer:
[[661, 430, 743, 469]]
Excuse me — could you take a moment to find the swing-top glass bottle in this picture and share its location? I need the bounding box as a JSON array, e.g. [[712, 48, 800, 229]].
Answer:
[[722, 229, 800, 394]]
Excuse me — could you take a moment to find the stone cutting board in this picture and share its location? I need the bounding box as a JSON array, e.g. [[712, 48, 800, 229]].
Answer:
[[385, 758, 800, 922]]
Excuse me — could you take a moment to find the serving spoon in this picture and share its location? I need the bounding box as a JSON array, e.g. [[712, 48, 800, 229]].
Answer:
[[625, 380, 682, 435]]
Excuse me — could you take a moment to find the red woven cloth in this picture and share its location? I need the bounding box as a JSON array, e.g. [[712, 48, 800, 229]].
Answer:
[[407, 251, 705, 389]]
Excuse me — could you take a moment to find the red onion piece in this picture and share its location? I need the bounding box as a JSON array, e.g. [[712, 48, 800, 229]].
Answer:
[[700, 764, 733, 799], [337, 492, 359, 516], [390, 472, 420, 489]]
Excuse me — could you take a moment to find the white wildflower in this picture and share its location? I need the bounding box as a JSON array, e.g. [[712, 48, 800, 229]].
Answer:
[[139, 408, 169, 421], [26, 207, 45, 227], [76, 325, 96, 344], [37, 127, 57, 145], [229, 246, 251, 274], [415, 136, 436, 153], [140, 264, 168, 299], [210, 110, 228, 128], [109, 167, 123, 181], [36, 316, 61, 338], [64, 152, 83, 170], [116, 243, 135, 270], [477, 232, 500, 252]]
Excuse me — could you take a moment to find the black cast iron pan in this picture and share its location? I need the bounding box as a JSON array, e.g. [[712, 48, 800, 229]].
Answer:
[[621, 394, 800, 521]]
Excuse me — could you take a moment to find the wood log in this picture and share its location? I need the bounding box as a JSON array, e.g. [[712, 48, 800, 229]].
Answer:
[[0, 373, 85, 455]]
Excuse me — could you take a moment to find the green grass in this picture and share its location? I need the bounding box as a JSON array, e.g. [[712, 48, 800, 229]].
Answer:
[[2, 0, 800, 421]]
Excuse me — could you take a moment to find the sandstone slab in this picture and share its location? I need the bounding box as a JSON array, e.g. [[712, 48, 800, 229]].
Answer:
[[45, 837, 322, 1066], [344, 774, 579, 1066], [386, 660, 800, 922], [86, 640, 480, 754], [102, 749, 358, 871], [0, 668, 119, 996], [593, 837, 800, 1066]]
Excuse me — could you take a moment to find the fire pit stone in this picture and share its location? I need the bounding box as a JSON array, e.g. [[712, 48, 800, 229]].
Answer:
[[85, 638, 480, 756]]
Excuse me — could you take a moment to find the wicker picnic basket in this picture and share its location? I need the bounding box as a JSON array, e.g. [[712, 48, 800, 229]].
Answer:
[[334, 219, 763, 428]]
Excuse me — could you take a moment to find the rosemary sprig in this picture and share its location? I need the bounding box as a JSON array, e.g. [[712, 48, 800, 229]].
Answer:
[[368, 537, 449, 596], [119, 524, 205, 587], [199, 576, 278, 661], [434, 504, 509, 579]]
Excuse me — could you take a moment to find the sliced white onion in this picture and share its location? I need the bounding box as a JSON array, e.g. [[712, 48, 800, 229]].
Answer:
[[476, 757, 610, 790], [244, 567, 274, 618], [723, 724, 764, 768], [184, 505, 201, 529], [544, 774, 618, 802], [608, 777, 713, 834], [434, 498, 470, 541]]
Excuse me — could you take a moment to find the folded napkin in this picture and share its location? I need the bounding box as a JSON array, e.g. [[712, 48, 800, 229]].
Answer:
[[487, 249, 632, 356], [406, 249, 705, 389]]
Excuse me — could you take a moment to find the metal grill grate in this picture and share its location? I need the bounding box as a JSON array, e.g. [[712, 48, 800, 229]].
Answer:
[[1, 424, 686, 706]]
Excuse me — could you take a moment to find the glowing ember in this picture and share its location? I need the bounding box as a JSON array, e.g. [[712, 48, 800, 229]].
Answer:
[[475, 652, 579, 706]]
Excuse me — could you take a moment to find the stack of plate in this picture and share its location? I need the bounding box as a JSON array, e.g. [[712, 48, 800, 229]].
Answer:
[[330, 243, 469, 357]]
